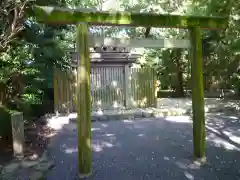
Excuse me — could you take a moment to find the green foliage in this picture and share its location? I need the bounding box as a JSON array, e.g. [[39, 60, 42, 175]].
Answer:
[[0, 105, 12, 142], [0, 0, 71, 121], [132, 0, 240, 95]]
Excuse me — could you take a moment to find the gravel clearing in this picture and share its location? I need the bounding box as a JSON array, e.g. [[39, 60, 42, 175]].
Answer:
[[46, 112, 240, 180]]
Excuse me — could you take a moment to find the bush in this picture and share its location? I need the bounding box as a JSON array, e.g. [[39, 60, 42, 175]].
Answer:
[[0, 105, 12, 143]]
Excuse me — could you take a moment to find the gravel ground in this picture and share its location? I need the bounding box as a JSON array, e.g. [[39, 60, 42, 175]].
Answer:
[[46, 113, 240, 180]]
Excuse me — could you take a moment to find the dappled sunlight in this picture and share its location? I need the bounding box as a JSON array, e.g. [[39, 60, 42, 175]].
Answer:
[[207, 133, 240, 151], [46, 109, 240, 180], [111, 80, 118, 87], [112, 101, 119, 108], [229, 116, 238, 120], [164, 116, 191, 123], [206, 125, 221, 135], [68, 113, 77, 119], [175, 160, 202, 171], [205, 112, 240, 152], [91, 128, 101, 131], [59, 143, 78, 155], [104, 133, 115, 137], [229, 136, 240, 145], [222, 130, 240, 145], [47, 115, 71, 130], [97, 100, 102, 105], [184, 172, 195, 180], [137, 133, 145, 137], [64, 148, 78, 154], [164, 156, 170, 161], [122, 119, 134, 123], [96, 109, 103, 115], [45, 98, 240, 180], [101, 123, 108, 127], [91, 140, 115, 152]]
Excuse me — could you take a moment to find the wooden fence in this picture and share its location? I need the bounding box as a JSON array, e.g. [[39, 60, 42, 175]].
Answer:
[[53, 65, 156, 113], [129, 67, 156, 108]]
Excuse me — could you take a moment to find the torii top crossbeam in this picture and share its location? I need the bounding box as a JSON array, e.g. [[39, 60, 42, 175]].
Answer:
[[33, 6, 228, 29]]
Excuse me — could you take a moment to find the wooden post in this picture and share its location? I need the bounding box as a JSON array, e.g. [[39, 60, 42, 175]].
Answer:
[[11, 112, 24, 159], [76, 23, 92, 177], [189, 26, 206, 158]]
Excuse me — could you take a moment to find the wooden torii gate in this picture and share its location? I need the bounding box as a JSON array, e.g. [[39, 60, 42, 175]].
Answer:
[[33, 6, 228, 177]]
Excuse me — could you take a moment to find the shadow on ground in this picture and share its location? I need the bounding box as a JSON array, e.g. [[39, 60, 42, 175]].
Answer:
[[46, 113, 240, 180]]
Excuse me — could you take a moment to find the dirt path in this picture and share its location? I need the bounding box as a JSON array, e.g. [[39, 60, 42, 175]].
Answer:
[[46, 114, 240, 180], [0, 121, 56, 167]]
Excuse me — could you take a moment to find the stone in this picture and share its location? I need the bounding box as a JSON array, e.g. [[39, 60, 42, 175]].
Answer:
[[21, 160, 40, 168], [162, 111, 168, 117], [29, 170, 44, 180], [33, 161, 55, 171], [38, 116, 48, 125], [39, 151, 48, 162], [29, 153, 40, 161], [134, 110, 143, 118], [98, 115, 108, 121], [91, 115, 99, 121], [11, 112, 24, 159], [107, 114, 121, 120], [120, 112, 135, 120], [78, 172, 92, 178], [142, 110, 152, 118], [1, 161, 21, 175], [154, 112, 163, 117]]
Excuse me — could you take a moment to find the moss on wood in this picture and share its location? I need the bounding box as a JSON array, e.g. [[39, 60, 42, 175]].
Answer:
[[189, 26, 206, 158], [33, 6, 228, 29], [76, 23, 92, 176]]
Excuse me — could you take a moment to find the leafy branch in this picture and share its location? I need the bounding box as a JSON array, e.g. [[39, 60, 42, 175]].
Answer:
[[0, 0, 30, 52]]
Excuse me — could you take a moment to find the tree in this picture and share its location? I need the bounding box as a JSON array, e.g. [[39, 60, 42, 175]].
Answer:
[[0, 0, 71, 117], [0, 0, 30, 52]]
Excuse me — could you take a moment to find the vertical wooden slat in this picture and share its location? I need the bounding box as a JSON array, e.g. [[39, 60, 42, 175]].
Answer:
[[144, 68, 148, 107], [98, 67, 102, 108], [104, 67, 107, 108], [76, 23, 92, 177], [189, 26, 206, 158], [146, 68, 149, 107], [105, 67, 108, 107], [110, 67, 113, 106]]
